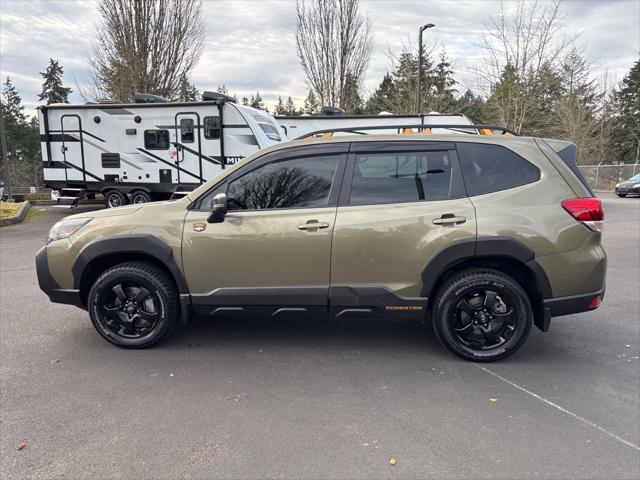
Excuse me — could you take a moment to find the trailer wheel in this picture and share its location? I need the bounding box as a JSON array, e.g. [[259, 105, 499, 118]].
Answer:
[[105, 190, 128, 208], [131, 190, 152, 205]]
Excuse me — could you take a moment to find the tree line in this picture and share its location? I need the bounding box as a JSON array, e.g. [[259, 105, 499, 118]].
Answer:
[[1, 0, 639, 189]]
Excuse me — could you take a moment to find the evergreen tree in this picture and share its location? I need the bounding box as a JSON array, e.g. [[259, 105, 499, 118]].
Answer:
[[429, 51, 457, 112], [177, 73, 199, 102], [340, 73, 364, 114], [1, 77, 42, 186], [612, 59, 640, 163], [365, 73, 394, 114], [484, 64, 525, 131], [241, 96, 249, 106], [303, 90, 320, 114], [274, 95, 287, 115], [38, 58, 72, 104], [455, 89, 486, 123], [285, 96, 298, 115], [217, 84, 228, 95], [249, 92, 265, 110]]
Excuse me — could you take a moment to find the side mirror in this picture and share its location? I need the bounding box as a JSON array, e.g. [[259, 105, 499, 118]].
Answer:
[[207, 193, 227, 223]]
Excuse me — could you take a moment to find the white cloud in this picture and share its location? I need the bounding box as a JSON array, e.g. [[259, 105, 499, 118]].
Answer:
[[0, 0, 637, 113]]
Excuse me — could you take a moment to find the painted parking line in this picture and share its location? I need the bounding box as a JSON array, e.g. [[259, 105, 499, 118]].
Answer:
[[476, 365, 640, 452]]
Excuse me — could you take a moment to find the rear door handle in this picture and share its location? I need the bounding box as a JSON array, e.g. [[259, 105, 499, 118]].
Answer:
[[298, 220, 330, 231], [433, 214, 466, 226]]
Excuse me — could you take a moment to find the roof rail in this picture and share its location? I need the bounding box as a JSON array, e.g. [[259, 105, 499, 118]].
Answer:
[[295, 123, 518, 140]]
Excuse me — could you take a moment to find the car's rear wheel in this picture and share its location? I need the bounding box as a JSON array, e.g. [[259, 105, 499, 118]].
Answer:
[[432, 268, 533, 362], [88, 262, 179, 348]]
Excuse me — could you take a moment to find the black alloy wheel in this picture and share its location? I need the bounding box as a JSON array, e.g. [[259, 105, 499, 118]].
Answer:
[[88, 262, 179, 348], [432, 268, 533, 362]]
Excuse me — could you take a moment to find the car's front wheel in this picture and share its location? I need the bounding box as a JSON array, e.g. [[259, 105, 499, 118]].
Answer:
[[616, 193, 626, 197], [432, 268, 533, 362], [88, 262, 179, 348]]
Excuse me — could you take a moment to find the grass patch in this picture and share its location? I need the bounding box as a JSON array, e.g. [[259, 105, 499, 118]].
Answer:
[[0, 202, 21, 219]]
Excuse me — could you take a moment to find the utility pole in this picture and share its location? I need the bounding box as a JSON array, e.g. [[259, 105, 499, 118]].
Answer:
[[416, 23, 436, 114], [0, 101, 12, 199]]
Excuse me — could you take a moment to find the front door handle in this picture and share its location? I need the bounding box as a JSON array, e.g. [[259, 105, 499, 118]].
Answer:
[[298, 220, 330, 231], [433, 214, 466, 226]]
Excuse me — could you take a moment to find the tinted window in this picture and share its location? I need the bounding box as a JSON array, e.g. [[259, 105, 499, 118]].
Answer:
[[457, 143, 540, 196], [204, 116, 220, 139], [180, 119, 194, 143], [227, 155, 339, 210], [144, 130, 170, 150], [350, 151, 454, 205]]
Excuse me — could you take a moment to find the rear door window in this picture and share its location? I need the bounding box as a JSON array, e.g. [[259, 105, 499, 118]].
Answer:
[[456, 143, 540, 196], [349, 150, 455, 205], [180, 119, 194, 143]]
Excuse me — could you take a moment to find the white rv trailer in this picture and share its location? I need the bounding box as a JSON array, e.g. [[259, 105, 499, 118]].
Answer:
[[275, 111, 474, 139], [38, 92, 286, 207]]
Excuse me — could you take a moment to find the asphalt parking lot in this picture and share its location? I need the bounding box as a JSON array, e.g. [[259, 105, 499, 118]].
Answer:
[[1, 194, 639, 479]]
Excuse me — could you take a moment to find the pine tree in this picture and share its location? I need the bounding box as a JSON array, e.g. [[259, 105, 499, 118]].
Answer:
[[241, 96, 249, 106], [249, 92, 265, 110], [285, 96, 298, 115], [429, 51, 457, 112], [217, 84, 228, 95], [303, 90, 320, 114], [365, 73, 395, 114], [38, 59, 72, 104], [613, 59, 640, 163], [177, 73, 199, 102], [1, 77, 42, 186], [274, 95, 287, 115], [455, 90, 485, 123], [340, 73, 364, 114]]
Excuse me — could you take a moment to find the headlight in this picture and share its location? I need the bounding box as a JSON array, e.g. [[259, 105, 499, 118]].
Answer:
[[633, 183, 640, 188], [47, 218, 92, 244], [615, 183, 620, 188]]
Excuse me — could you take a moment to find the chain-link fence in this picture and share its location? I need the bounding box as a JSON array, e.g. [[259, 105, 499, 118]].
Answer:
[[578, 164, 640, 192]]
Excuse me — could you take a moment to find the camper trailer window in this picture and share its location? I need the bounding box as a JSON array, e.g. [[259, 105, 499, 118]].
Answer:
[[180, 119, 194, 143], [203, 116, 220, 139], [144, 130, 170, 150]]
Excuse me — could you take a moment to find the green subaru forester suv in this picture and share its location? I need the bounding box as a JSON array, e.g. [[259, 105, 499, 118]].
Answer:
[[36, 131, 606, 361]]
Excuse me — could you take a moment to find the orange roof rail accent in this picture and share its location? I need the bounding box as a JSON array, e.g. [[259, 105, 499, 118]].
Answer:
[[422, 127, 432, 135], [501, 131, 513, 136], [402, 128, 416, 134], [479, 128, 493, 135], [322, 131, 334, 138]]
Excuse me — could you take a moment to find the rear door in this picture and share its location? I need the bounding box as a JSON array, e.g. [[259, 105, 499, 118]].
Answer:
[[60, 114, 85, 181], [329, 141, 477, 317]]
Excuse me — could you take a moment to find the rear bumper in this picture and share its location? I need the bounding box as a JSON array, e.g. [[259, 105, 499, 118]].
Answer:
[[35, 246, 84, 308], [543, 287, 605, 318]]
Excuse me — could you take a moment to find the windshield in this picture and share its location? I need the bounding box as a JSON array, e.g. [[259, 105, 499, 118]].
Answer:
[[628, 174, 640, 182]]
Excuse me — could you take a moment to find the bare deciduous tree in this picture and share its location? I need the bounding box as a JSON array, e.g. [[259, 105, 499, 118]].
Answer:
[[296, 0, 372, 108], [473, 0, 577, 133], [89, 0, 205, 102]]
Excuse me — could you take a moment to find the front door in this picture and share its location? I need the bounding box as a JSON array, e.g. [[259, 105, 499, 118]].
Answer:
[[175, 112, 202, 185], [182, 145, 348, 315], [329, 142, 477, 317], [60, 115, 84, 181]]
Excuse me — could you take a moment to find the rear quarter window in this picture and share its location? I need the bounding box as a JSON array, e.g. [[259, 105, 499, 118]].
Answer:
[[456, 143, 540, 196]]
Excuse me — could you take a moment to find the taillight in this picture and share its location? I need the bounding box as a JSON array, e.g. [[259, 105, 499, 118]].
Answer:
[[562, 197, 604, 224], [561, 197, 604, 232]]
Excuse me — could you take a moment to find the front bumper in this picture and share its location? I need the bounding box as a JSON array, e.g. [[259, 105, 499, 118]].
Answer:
[[616, 186, 640, 195], [35, 246, 84, 308]]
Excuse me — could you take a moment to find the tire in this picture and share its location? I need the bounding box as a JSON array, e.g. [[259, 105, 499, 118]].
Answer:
[[432, 268, 533, 362], [87, 261, 179, 348], [105, 189, 128, 208], [131, 190, 152, 204], [616, 193, 626, 197]]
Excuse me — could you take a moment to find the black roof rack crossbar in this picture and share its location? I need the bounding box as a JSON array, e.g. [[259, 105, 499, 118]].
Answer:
[[294, 123, 518, 140]]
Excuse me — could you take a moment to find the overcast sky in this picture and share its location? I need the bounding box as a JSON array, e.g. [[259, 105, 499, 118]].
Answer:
[[0, 0, 638, 114]]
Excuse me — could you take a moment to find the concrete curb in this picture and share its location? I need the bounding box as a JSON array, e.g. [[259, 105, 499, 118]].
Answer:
[[0, 201, 31, 227]]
